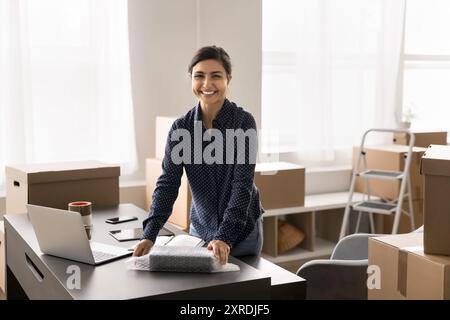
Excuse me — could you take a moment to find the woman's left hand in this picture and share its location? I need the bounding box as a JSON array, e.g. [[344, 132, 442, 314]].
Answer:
[[208, 240, 230, 265]]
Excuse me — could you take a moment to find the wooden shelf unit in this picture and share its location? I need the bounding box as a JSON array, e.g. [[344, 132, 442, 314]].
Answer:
[[262, 191, 374, 273]]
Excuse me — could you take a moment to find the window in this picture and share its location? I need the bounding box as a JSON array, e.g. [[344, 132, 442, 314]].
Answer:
[[0, 0, 137, 192], [261, 0, 449, 164], [27, 0, 90, 48], [262, 0, 405, 162], [402, 0, 450, 137]]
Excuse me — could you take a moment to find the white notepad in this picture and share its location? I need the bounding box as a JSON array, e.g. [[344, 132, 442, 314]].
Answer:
[[127, 234, 204, 251], [165, 234, 205, 247]]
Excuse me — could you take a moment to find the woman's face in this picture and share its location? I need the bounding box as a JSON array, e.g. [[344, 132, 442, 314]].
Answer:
[[191, 59, 230, 108]]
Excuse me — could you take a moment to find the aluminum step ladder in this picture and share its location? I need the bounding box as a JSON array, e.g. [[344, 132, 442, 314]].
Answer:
[[339, 128, 416, 239]]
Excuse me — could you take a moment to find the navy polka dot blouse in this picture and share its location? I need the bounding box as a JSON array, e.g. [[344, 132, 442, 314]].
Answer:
[[142, 99, 264, 248]]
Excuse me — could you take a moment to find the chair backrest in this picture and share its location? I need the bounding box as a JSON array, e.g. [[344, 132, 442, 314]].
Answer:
[[332, 227, 422, 260], [299, 228, 424, 300], [331, 233, 379, 260], [297, 259, 369, 300]]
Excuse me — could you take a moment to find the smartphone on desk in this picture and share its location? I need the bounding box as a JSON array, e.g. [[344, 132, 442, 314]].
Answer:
[[105, 215, 138, 224]]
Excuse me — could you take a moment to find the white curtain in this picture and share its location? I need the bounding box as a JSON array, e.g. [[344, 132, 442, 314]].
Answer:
[[0, 0, 137, 191], [262, 0, 406, 163]]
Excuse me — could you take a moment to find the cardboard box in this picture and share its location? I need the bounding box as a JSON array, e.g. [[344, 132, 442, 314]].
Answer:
[[5, 161, 120, 214], [382, 199, 423, 234], [257, 162, 305, 258], [146, 158, 191, 230], [155, 117, 177, 160], [394, 130, 447, 148], [369, 233, 450, 300], [254, 162, 305, 210], [0, 221, 4, 292], [420, 144, 450, 255], [353, 145, 427, 200]]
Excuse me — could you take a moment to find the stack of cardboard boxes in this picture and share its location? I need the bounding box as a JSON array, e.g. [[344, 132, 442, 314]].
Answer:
[[255, 162, 305, 257], [353, 145, 427, 233], [369, 144, 450, 300], [353, 131, 447, 234], [5, 161, 120, 214], [421, 145, 450, 256], [146, 157, 191, 230], [147, 116, 191, 230], [368, 232, 450, 299], [393, 130, 447, 148]]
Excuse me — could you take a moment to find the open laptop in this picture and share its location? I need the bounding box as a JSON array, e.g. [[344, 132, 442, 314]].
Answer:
[[27, 204, 132, 265]]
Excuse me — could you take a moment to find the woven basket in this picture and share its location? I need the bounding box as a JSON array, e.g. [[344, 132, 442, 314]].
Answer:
[[277, 220, 305, 254]]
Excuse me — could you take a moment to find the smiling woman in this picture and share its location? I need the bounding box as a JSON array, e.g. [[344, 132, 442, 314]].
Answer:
[[189, 46, 232, 129], [133, 46, 264, 266], [191, 60, 229, 129]]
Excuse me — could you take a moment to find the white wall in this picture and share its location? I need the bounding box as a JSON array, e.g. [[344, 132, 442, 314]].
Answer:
[[0, 197, 5, 217], [126, 0, 197, 183], [125, 0, 262, 183], [198, 0, 262, 126]]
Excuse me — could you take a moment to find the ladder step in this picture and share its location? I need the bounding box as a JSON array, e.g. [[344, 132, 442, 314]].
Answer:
[[353, 201, 397, 215], [357, 170, 404, 180]]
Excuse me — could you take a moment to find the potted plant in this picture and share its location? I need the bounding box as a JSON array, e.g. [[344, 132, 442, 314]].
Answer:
[[398, 102, 417, 129]]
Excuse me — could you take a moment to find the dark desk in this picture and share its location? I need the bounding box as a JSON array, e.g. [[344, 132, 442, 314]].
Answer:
[[4, 204, 305, 300], [240, 256, 306, 300]]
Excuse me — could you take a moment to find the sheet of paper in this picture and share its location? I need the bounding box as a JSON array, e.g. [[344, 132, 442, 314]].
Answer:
[[165, 234, 204, 247], [127, 235, 174, 251]]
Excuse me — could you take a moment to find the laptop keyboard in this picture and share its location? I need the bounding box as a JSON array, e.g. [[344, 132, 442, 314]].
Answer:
[[92, 250, 118, 262]]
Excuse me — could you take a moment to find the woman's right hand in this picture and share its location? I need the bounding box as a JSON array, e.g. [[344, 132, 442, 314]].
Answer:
[[132, 239, 154, 257]]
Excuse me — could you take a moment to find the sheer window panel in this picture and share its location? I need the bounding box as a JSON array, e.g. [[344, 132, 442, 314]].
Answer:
[[0, 0, 137, 192], [27, 0, 90, 48], [403, 65, 450, 136], [331, 67, 375, 147], [402, 0, 450, 139], [262, 0, 405, 163], [262, 0, 302, 53], [26, 0, 137, 168], [405, 0, 450, 55], [261, 64, 300, 153]]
